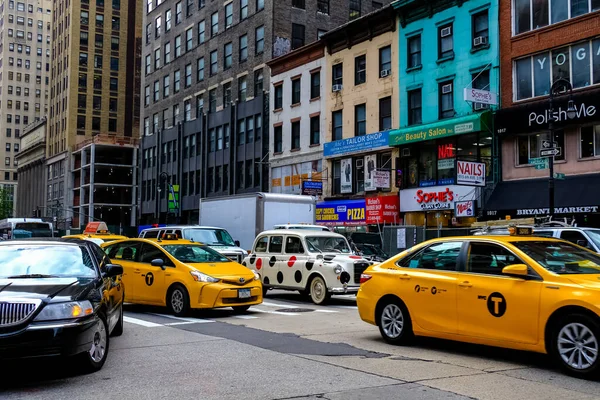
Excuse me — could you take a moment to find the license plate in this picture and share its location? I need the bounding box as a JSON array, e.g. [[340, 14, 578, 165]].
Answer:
[[238, 289, 251, 299]]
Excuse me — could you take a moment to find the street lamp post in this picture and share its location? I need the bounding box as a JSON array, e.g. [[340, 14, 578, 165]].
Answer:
[[547, 78, 577, 219]]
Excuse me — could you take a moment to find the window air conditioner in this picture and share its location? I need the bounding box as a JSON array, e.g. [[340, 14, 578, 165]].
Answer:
[[441, 27, 452, 37], [332, 84, 343, 92], [442, 83, 452, 94]]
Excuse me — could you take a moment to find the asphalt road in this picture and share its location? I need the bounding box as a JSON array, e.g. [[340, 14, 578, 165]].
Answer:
[[1, 290, 599, 399]]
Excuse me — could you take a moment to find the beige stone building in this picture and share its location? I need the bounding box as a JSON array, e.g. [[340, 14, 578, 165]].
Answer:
[[16, 117, 46, 218], [0, 0, 53, 214], [317, 6, 400, 232]]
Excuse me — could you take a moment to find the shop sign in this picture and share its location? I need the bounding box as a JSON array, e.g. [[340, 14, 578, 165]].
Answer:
[[323, 130, 390, 158], [373, 170, 390, 188], [364, 154, 377, 192], [455, 200, 476, 217], [485, 206, 599, 218], [463, 88, 498, 105], [400, 185, 480, 212], [389, 113, 487, 146], [366, 195, 400, 224], [301, 181, 323, 196], [456, 160, 486, 187], [316, 199, 366, 226], [340, 158, 353, 193]]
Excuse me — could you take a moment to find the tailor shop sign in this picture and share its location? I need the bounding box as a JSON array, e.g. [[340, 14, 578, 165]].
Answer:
[[400, 185, 479, 212], [323, 130, 390, 158]]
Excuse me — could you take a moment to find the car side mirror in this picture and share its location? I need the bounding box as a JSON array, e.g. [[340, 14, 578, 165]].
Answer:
[[104, 264, 123, 278], [151, 258, 166, 270], [577, 239, 591, 249], [234, 240, 240, 247], [501, 264, 529, 278]]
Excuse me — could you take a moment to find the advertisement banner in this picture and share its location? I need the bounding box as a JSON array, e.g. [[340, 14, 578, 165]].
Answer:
[[364, 154, 377, 192], [301, 181, 323, 196], [455, 200, 476, 217], [373, 170, 390, 188], [270, 160, 322, 194], [365, 195, 400, 224], [456, 160, 486, 187], [400, 185, 480, 212], [323, 130, 390, 158], [316, 199, 366, 226], [340, 158, 353, 194]]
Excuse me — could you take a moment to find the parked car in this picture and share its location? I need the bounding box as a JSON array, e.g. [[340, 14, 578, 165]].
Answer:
[[242, 230, 372, 304], [0, 238, 124, 372]]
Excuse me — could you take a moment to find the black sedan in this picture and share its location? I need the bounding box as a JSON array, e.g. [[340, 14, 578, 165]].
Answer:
[[0, 238, 124, 372]]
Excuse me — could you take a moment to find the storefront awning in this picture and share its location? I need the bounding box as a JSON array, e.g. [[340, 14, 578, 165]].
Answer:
[[483, 174, 600, 218], [389, 111, 492, 146]]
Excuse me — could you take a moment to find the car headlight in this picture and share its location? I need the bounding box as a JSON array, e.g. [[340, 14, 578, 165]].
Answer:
[[253, 271, 260, 281], [34, 301, 94, 321], [334, 265, 342, 274], [190, 270, 220, 283]]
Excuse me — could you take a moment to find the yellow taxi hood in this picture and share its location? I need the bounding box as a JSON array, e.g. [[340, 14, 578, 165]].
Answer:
[[568, 275, 600, 290], [186, 261, 255, 278]]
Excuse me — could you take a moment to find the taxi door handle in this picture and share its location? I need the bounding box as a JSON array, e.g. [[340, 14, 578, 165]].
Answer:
[[458, 281, 472, 288], [399, 274, 411, 280], [134, 269, 141, 274]]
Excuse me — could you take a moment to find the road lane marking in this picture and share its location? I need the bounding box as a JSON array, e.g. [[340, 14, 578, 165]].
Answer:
[[314, 309, 338, 313], [250, 308, 300, 316], [261, 301, 304, 308], [149, 313, 215, 323], [233, 315, 258, 319], [124, 316, 163, 327], [164, 321, 204, 326], [330, 305, 358, 310]]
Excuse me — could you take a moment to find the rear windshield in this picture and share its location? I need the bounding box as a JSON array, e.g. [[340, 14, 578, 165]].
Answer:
[[0, 245, 97, 278], [510, 241, 600, 275]]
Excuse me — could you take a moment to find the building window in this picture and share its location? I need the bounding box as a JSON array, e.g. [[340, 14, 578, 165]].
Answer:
[[408, 88, 422, 125], [317, 0, 329, 14], [154, 48, 161, 69], [310, 71, 320, 99], [439, 81, 454, 119], [174, 70, 181, 92], [163, 76, 170, 98], [407, 35, 421, 70], [256, 0, 264, 11], [255, 26, 265, 54], [224, 42, 233, 69], [254, 70, 264, 94], [355, 104, 366, 136], [211, 11, 218, 37], [379, 46, 391, 75], [332, 110, 343, 141], [247, 117, 255, 143], [184, 100, 192, 121], [154, 80, 160, 102], [379, 97, 392, 131], [224, 124, 231, 148], [355, 55, 366, 85], [185, 64, 192, 87], [291, 121, 301, 150], [223, 82, 232, 105], [291, 78, 301, 105], [225, 3, 233, 27], [165, 9, 172, 31], [240, 0, 249, 19], [291, 23, 305, 50], [164, 42, 171, 64], [197, 57, 205, 81], [349, 0, 361, 19], [310, 116, 320, 145], [175, 35, 182, 57], [198, 20, 205, 44], [292, 0, 305, 9], [209, 89, 217, 112], [238, 119, 246, 145], [186, 28, 193, 51], [274, 84, 283, 109], [514, 0, 600, 35], [518, 131, 565, 164], [238, 76, 247, 102], [472, 9, 489, 47], [210, 50, 218, 75], [580, 124, 600, 158], [155, 16, 162, 37], [209, 129, 215, 152], [274, 125, 283, 153], [175, 1, 182, 24], [197, 95, 204, 117], [332, 63, 343, 89], [438, 23, 453, 59], [239, 34, 248, 61], [515, 39, 600, 101]]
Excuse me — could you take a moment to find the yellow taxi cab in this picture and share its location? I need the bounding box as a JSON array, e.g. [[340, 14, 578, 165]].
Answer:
[[357, 227, 600, 379], [101, 233, 262, 316], [63, 222, 128, 244]]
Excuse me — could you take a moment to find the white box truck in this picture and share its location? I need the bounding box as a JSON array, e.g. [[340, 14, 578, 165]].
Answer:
[[199, 193, 318, 250]]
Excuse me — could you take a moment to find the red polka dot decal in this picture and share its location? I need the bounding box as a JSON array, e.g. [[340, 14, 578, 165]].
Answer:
[[287, 256, 297, 267], [256, 258, 263, 270]]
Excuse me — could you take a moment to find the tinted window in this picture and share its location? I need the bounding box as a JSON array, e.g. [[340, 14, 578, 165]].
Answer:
[[532, 230, 554, 238], [285, 236, 304, 254], [140, 243, 173, 265], [402, 242, 462, 271], [142, 230, 159, 238], [254, 236, 268, 253], [560, 230, 589, 247], [467, 243, 522, 275], [106, 242, 141, 261], [0, 245, 97, 278], [90, 242, 108, 266], [511, 240, 600, 274], [269, 236, 283, 253]]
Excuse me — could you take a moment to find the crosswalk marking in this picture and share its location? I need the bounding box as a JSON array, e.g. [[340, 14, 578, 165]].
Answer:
[[314, 309, 338, 313], [250, 308, 300, 316], [124, 316, 163, 327], [164, 321, 202, 326], [233, 315, 258, 320], [149, 313, 215, 324], [330, 305, 358, 310]]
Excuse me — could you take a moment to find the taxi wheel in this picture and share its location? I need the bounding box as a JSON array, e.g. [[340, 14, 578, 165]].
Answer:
[[111, 302, 124, 337], [79, 315, 109, 372], [551, 313, 600, 379], [309, 276, 331, 305], [168, 285, 190, 317], [232, 305, 251, 314], [377, 299, 413, 345]]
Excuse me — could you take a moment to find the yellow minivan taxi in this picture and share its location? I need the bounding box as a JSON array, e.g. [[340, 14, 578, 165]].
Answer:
[[101, 234, 262, 316], [63, 221, 128, 243], [357, 231, 600, 379]]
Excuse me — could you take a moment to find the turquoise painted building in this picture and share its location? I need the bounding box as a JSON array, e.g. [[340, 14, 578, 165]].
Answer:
[[389, 0, 500, 225]]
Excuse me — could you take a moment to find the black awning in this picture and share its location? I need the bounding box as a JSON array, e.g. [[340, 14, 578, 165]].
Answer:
[[483, 174, 600, 217]]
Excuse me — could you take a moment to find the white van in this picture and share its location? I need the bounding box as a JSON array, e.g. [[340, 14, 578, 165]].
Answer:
[[273, 223, 330, 231]]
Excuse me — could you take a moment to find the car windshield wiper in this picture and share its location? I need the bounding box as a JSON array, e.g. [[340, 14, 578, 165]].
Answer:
[[6, 274, 59, 279]]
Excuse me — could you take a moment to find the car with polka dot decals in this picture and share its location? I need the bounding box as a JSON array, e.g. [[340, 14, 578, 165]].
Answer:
[[357, 231, 600, 380], [242, 230, 372, 305], [101, 234, 262, 316]]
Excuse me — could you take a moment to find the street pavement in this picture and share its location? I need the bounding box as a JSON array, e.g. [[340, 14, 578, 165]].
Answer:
[[1, 290, 599, 399]]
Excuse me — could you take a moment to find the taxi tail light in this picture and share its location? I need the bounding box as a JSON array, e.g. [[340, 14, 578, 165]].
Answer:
[[359, 274, 372, 284]]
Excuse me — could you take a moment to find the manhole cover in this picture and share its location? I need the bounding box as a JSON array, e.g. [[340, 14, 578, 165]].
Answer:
[[276, 308, 315, 313]]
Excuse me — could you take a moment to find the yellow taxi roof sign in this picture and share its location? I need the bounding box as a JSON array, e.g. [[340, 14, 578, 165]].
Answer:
[[83, 221, 110, 235], [161, 233, 179, 240], [508, 226, 533, 236]]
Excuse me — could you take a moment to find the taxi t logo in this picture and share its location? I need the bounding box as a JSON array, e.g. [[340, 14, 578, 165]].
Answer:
[[145, 272, 154, 286], [486, 292, 506, 317]]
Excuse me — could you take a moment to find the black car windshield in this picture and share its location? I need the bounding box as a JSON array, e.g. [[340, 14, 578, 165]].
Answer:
[[162, 245, 230, 263], [183, 228, 235, 246], [511, 241, 600, 275], [0, 245, 97, 278], [305, 236, 351, 254]]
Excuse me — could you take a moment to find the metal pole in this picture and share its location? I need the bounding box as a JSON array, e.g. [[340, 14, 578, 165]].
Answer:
[[548, 91, 554, 219]]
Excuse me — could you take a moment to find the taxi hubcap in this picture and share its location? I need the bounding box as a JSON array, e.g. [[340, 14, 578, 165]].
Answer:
[[558, 322, 598, 370], [171, 290, 184, 313], [89, 321, 107, 363], [381, 304, 404, 339]]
